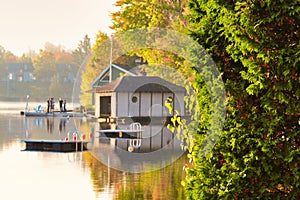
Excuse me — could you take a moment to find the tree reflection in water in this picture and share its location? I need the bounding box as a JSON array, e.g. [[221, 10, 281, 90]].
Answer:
[[83, 152, 187, 200]]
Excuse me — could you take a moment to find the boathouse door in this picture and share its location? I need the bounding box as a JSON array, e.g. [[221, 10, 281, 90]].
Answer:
[[100, 96, 111, 117]]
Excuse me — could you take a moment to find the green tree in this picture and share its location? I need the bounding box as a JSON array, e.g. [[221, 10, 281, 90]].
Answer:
[[183, 0, 300, 199], [72, 34, 91, 67], [0, 46, 18, 79], [111, 0, 188, 73], [112, 0, 187, 32], [19, 54, 33, 63], [33, 50, 56, 81], [80, 31, 109, 107]]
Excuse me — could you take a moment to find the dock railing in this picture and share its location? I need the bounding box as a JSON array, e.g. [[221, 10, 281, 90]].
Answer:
[[67, 130, 85, 152], [130, 122, 142, 132], [128, 122, 142, 152]]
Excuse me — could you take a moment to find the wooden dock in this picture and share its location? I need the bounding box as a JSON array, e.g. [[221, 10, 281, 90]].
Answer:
[[22, 111, 85, 117], [21, 139, 88, 152], [97, 122, 143, 139], [98, 129, 141, 139]]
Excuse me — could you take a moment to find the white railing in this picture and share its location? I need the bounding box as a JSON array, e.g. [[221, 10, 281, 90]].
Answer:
[[128, 122, 142, 152], [66, 130, 85, 152], [130, 122, 142, 132]]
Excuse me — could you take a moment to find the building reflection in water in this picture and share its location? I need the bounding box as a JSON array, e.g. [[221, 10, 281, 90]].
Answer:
[[90, 120, 186, 173]]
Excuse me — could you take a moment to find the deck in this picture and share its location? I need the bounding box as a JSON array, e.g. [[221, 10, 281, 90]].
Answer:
[[97, 122, 143, 139], [21, 139, 88, 152], [21, 111, 85, 117]]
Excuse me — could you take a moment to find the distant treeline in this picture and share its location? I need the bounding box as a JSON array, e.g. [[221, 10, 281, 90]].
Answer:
[[0, 36, 91, 102], [0, 80, 79, 102]]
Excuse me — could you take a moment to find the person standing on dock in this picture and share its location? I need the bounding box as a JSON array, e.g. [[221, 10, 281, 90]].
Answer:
[[59, 98, 64, 112], [50, 97, 55, 112], [47, 98, 51, 113], [63, 99, 67, 112]]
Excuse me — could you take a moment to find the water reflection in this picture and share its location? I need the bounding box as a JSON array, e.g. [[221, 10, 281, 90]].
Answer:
[[34, 117, 69, 134], [83, 152, 186, 200], [46, 117, 54, 133], [22, 116, 86, 140], [91, 121, 185, 173], [0, 123, 95, 200], [0, 114, 187, 199], [58, 118, 68, 133]]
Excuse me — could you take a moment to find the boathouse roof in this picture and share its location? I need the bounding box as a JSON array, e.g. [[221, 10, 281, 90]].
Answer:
[[91, 63, 138, 87]]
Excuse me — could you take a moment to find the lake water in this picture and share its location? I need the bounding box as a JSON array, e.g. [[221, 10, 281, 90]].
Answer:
[[0, 105, 187, 199]]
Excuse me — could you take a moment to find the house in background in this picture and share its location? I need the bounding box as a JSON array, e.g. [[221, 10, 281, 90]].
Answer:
[[92, 76, 186, 121], [6, 63, 78, 83], [7, 63, 35, 82]]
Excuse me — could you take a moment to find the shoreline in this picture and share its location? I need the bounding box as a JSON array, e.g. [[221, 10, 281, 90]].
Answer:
[[0, 101, 81, 111]]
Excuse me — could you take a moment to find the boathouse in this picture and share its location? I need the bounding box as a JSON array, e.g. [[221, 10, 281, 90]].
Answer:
[[92, 76, 185, 120]]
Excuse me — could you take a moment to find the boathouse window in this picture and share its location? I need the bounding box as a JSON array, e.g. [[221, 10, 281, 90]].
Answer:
[[132, 96, 138, 103]]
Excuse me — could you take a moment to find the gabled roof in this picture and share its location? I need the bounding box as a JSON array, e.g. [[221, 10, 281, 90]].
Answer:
[[94, 76, 185, 93], [91, 63, 137, 87]]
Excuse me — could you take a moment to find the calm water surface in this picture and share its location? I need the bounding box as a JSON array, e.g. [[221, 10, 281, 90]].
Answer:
[[0, 107, 187, 199]]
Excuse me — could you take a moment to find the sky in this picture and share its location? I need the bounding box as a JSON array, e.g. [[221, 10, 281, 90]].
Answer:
[[0, 0, 117, 56]]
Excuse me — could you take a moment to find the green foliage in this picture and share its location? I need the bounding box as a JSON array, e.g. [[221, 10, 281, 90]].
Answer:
[[72, 34, 91, 66], [32, 50, 56, 81], [0, 37, 91, 101], [80, 31, 109, 107], [184, 0, 300, 199], [112, 0, 186, 32], [0, 46, 18, 78], [79, 31, 137, 107], [111, 0, 188, 73]]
